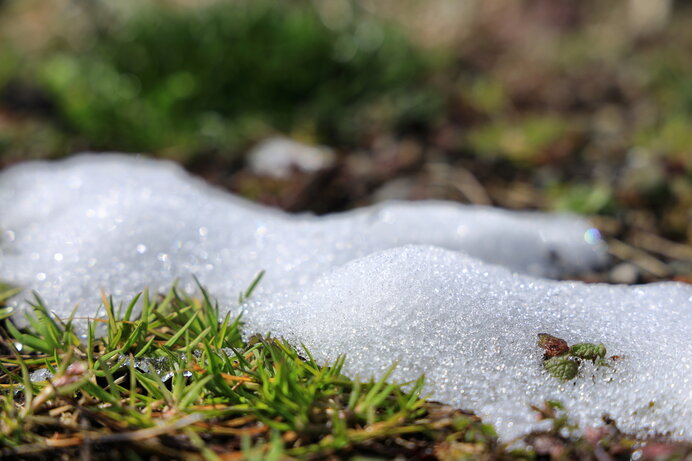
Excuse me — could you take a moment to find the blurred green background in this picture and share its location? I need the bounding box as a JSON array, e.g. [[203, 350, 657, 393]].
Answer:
[[0, 0, 690, 276], [0, 0, 442, 158]]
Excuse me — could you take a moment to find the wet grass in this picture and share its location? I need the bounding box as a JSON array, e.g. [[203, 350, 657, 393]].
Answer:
[[0, 284, 689, 460], [0, 285, 506, 460]]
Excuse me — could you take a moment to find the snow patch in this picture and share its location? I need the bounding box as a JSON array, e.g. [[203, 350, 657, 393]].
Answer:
[[0, 153, 604, 318], [245, 245, 691, 440], [247, 137, 335, 178], [2, 153, 689, 440]]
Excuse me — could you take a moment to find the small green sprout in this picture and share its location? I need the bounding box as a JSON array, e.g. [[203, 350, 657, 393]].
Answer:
[[570, 343, 607, 362], [544, 356, 579, 380], [538, 334, 615, 381]]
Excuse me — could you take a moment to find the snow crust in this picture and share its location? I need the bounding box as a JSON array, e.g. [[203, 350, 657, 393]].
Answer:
[[1, 153, 689, 440], [0, 153, 603, 316], [246, 245, 691, 441]]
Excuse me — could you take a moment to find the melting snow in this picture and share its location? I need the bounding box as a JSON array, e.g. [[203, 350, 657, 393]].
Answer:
[[247, 137, 336, 178], [246, 245, 691, 440], [1, 153, 689, 441], [0, 153, 603, 314]]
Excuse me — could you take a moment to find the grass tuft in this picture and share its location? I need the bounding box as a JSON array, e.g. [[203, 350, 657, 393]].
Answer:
[[0, 286, 501, 460]]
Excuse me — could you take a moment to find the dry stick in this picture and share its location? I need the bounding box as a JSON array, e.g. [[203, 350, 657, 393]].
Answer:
[[608, 239, 670, 277], [87, 412, 204, 442], [629, 231, 692, 261], [486, 183, 546, 209], [453, 166, 493, 206], [425, 162, 493, 205], [4, 413, 205, 456]]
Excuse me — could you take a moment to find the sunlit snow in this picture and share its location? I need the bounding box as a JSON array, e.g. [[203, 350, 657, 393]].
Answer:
[[0, 153, 604, 315], [1, 153, 689, 441]]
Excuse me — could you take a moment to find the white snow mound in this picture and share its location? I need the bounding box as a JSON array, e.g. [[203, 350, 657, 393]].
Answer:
[[0, 153, 603, 320], [245, 245, 691, 441], [2, 153, 689, 440]]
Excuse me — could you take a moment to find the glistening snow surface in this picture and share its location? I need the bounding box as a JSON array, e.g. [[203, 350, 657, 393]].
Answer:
[[1, 154, 690, 441], [0, 153, 603, 317], [246, 245, 692, 440]]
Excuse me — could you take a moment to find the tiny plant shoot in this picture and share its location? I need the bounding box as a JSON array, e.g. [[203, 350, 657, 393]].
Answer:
[[537, 333, 613, 381]]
